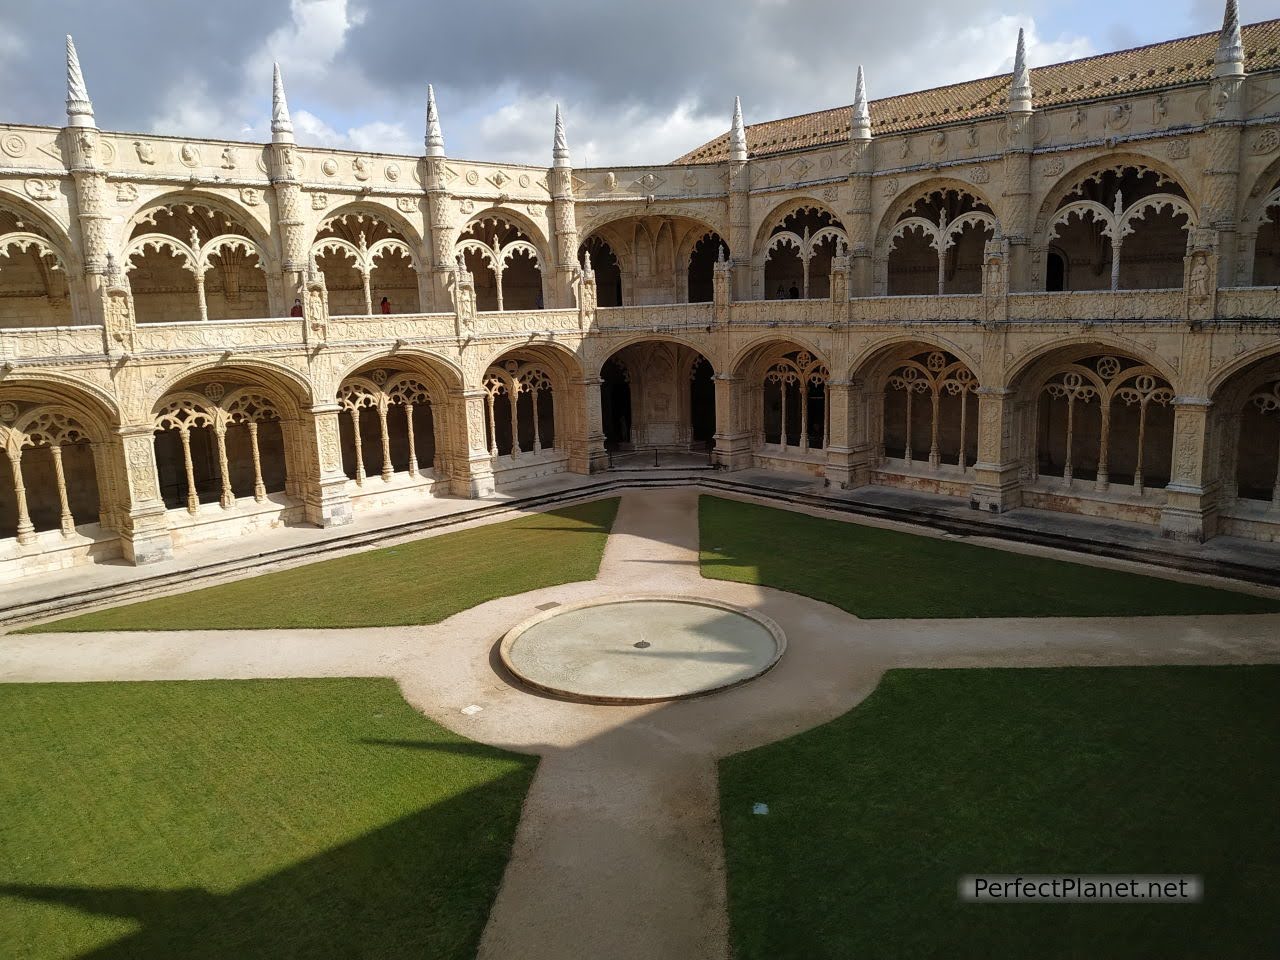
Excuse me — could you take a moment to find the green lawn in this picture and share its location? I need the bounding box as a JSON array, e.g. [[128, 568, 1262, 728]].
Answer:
[[29, 498, 618, 631], [699, 496, 1280, 618], [0, 678, 536, 960], [720, 666, 1280, 960]]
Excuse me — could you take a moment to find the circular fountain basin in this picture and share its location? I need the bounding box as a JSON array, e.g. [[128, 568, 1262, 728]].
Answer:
[[499, 595, 785, 703]]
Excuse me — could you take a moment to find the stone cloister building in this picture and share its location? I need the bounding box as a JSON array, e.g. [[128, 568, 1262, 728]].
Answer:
[[1, 4, 1279, 579]]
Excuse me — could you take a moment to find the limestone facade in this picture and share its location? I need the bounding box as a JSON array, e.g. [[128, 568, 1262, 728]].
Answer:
[[1, 12, 1279, 578]]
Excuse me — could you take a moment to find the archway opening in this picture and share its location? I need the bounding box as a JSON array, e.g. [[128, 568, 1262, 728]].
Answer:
[[887, 189, 995, 295], [600, 341, 715, 455]]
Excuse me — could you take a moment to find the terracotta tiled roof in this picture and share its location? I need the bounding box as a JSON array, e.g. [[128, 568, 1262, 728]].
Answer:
[[674, 19, 1280, 164]]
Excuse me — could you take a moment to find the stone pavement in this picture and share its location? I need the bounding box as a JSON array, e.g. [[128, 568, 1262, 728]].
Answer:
[[3, 488, 1279, 959]]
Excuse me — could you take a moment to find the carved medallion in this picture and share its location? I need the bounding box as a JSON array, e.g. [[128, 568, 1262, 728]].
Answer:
[[322, 158, 339, 177], [179, 144, 201, 167], [0, 402, 18, 423], [0, 133, 26, 158], [385, 163, 401, 181], [24, 179, 57, 201]]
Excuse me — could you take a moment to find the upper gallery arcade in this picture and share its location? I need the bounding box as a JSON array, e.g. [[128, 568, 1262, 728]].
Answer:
[[1, 2, 1279, 579]]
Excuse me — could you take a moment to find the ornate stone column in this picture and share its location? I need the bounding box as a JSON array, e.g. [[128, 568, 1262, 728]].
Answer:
[[726, 98, 754, 301], [1203, 0, 1246, 286], [712, 373, 752, 470], [449, 387, 497, 496], [847, 67, 875, 298], [1161, 397, 1218, 541], [824, 378, 871, 488], [267, 65, 307, 311], [566, 375, 608, 474], [549, 106, 580, 310], [63, 38, 110, 329], [115, 425, 175, 564], [1002, 30, 1035, 291], [969, 387, 1023, 512], [298, 403, 353, 527]]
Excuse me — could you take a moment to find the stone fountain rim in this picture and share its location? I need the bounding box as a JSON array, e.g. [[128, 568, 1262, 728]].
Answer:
[[497, 593, 787, 705]]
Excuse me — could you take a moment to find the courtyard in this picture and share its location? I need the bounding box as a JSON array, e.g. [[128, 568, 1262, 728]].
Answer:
[[3, 488, 1278, 959]]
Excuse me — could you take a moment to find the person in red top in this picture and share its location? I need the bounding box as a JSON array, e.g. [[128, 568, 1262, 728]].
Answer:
[[380, 296, 391, 314], [290, 298, 303, 317]]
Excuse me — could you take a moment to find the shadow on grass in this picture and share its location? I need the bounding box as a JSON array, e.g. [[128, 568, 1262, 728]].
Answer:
[[1, 772, 530, 959]]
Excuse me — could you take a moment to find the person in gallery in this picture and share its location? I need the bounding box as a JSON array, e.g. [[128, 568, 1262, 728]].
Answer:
[[380, 296, 391, 314], [290, 298, 303, 317]]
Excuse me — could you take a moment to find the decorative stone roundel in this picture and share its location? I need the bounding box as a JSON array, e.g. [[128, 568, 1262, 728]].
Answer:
[[385, 163, 401, 182], [370, 369, 389, 385], [0, 401, 18, 423], [204, 382, 225, 401], [0, 133, 26, 158], [1096, 356, 1122, 381], [322, 158, 339, 177]]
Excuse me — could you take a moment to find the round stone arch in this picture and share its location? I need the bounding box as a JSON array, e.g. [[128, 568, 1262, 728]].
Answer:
[[1240, 157, 1280, 286], [0, 373, 120, 432], [752, 195, 845, 259], [0, 191, 86, 326], [873, 177, 1001, 296], [459, 206, 552, 265], [477, 338, 585, 389], [0, 191, 81, 272], [1206, 346, 1280, 505], [874, 177, 1002, 257], [1007, 339, 1181, 495], [1031, 152, 1196, 289], [589, 331, 722, 376], [849, 336, 984, 473], [313, 199, 426, 255], [148, 358, 314, 422], [329, 348, 464, 401], [1005, 335, 1179, 396], [0, 376, 123, 541], [728, 332, 834, 378], [123, 189, 276, 265]]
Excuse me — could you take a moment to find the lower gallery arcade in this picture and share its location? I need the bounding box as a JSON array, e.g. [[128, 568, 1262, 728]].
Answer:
[[3, 335, 1278, 577]]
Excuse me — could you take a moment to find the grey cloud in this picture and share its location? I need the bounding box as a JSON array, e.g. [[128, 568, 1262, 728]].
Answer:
[[0, 2, 288, 129]]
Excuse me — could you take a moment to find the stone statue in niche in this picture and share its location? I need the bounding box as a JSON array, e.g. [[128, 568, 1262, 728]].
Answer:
[[1189, 254, 1210, 299]]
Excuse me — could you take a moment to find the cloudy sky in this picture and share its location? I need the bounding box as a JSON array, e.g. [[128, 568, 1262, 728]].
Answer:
[[0, 0, 1239, 166]]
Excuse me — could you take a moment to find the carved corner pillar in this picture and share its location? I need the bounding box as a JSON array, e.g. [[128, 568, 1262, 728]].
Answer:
[[450, 388, 496, 496], [969, 387, 1023, 513], [549, 167, 579, 310], [423, 159, 458, 313], [727, 161, 752, 301], [566, 375, 608, 474], [299, 403, 353, 527], [824, 378, 871, 489], [1001, 105, 1034, 292], [712, 373, 752, 470], [268, 143, 307, 290], [847, 140, 875, 297], [115, 425, 174, 565], [1161, 397, 1219, 542]]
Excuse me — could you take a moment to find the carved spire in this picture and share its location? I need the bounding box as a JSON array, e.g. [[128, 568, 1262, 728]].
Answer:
[[425, 83, 445, 157], [553, 104, 571, 168], [271, 62, 295, 144], [1008, 28, 1033, 112], [730, 96, 747, 163], [1214, 0, 1245, 78], [65, 36, 95, 129], [582, 248, 593, 276], [851, 65, 871, 142]]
